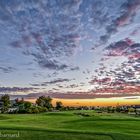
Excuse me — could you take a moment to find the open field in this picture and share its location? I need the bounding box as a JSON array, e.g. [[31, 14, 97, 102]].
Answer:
[[0, 111, 140, 140]]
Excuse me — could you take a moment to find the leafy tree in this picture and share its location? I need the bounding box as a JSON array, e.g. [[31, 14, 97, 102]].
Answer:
[[56, 101, 63, 110], [45, 96, 53, 109], [36, 96, 53, 109], [36, 96, 45, 106], [24, 101, 32, 109], [26, 106, 39, 114], [15, 98, 19, 103], [107, 106, 115, 113], [128, 107, 135, 113], [0, 94, 10, 113], [116, 106, 121, 112], [16, 99, 32, 113], [37, 106, 48, 113]]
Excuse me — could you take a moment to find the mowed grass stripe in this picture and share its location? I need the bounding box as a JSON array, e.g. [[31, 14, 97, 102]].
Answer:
[[0, 111, 140, 140], [0, 129, 113, 140]]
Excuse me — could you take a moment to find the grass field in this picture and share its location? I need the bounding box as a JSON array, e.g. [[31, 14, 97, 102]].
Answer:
[[0, 111, 140, 140]]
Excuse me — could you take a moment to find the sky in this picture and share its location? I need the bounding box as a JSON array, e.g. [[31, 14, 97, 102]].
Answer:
[[0, 0, 140, 105]]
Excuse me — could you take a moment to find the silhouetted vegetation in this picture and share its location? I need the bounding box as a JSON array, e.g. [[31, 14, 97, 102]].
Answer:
[[36, 96, 53, 110], [0, 94, 10, 113], [56, 101, 63, 110], [0, 94, 140, 116]]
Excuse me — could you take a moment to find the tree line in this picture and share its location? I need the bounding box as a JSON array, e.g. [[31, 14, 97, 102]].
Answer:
[[0, 94, 63, 114], [0, 94, 139, 115]]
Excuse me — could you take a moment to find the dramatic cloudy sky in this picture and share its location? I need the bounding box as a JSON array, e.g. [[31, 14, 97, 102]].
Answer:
[[0, 0, 140, 100]]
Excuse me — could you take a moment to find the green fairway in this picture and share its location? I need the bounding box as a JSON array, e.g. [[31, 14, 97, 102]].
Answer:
[[0, 111, 140, 140]]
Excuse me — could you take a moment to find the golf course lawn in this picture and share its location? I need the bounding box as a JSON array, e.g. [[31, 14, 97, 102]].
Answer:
[[0, 111, 139, 140]]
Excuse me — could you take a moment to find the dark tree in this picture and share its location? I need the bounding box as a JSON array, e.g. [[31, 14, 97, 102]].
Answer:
[[0, 94, 10, 113], [56, 101, 63, 110], [36, 96, 53, 109], [15, 98, 19, 103]]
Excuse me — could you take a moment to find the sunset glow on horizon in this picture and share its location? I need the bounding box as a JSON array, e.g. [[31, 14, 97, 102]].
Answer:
[[25, 97, 140, 107]]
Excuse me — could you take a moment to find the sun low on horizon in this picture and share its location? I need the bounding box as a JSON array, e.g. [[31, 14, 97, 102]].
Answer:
[[0, 0, 140, 106]]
